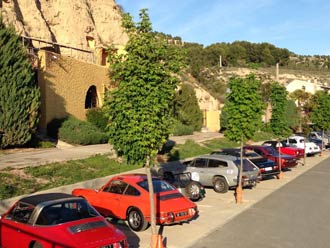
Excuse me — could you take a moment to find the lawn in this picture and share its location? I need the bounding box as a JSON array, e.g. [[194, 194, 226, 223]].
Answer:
[[0, 133, 272, 199]]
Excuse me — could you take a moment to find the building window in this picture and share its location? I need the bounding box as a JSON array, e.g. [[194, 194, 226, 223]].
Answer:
[[85, 85, 98, 109]]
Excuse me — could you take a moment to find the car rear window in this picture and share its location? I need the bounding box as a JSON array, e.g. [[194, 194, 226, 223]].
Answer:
[[233, 159, 256, 171], [138, 179, 176, 193]]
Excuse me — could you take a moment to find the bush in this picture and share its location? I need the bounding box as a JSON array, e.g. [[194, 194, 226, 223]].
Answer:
[[58, 116, 108, 145], [172, 122, 194, 136], [86, 108, 108, 131]]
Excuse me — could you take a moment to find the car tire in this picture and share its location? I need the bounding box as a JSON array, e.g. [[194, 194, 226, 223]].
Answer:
[[185, 181, 202, 201], [31, 241, 44, 248], [127, 208, 149, 232], [213, 176, 228, 193]]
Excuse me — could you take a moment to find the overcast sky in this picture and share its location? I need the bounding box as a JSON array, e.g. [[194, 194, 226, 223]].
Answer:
[[115, 0, 330, 56]]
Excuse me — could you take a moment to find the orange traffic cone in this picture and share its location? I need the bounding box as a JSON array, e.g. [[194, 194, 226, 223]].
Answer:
[[151, 234, 165, 248]]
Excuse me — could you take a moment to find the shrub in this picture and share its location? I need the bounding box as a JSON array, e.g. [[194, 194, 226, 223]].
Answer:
[[86, 108, 108, 131], [58, 116, 108, 145], [172, 122, 194, 136]]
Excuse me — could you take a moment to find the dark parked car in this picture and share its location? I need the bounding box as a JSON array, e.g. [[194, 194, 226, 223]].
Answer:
[[244, 145, 298, 170], [162, 172, 206, 201], [211, 148, 280, 179], [262, 140, 305, 159]]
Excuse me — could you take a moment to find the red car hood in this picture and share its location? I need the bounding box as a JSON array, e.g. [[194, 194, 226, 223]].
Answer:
[[44, 217, 126, 247]]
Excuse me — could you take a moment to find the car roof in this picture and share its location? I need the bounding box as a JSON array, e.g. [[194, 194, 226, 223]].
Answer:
[[19, 193, 79, 206], [197, 154, 238, 161], [114, 173, 158, 183]]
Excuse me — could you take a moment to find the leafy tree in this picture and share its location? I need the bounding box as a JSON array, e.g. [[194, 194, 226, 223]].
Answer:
[[310, 91, 330, 132], [223, 74, 264, 142], [286, 99, 300, 131], [0, 17, 40, 148], [104, 9, 182, 235], [173, 83, 203, 131], [269, 82, 291, 137], [289, 89, 313, 131]]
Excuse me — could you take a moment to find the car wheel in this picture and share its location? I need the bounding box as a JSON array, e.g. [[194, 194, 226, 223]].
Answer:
[[31, 241, 43, 248], [127, 208, 149, 232], [185, 181, 202, 201], [213, 177, 228, 193]]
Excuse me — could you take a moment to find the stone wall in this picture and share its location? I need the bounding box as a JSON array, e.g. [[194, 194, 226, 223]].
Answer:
[[37, 50, 110, 130]]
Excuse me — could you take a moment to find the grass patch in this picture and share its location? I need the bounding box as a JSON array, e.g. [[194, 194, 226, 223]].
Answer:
[[1, 155, 141, 199], [0, 134, 273, 199]]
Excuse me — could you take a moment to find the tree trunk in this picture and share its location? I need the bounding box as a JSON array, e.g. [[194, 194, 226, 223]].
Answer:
[[145, 156, 157, 236]]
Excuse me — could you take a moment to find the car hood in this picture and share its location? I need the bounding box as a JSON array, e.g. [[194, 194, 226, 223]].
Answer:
[[47, 217, 126, 247]]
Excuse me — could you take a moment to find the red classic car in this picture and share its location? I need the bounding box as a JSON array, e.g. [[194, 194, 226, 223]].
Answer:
[[262, 140, 305, 159], [0, 193, 128, 248], [72, 173, 198, 232], [244, 145, 298, 170]]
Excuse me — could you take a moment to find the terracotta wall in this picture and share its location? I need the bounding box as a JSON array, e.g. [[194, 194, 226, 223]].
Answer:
[[37, 50, 109, 129]]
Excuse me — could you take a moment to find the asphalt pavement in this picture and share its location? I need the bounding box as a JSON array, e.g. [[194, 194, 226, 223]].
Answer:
[[0, 132, 328, 248]]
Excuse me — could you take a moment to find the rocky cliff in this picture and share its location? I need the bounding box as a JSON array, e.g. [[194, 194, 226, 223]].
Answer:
[[1, 0, 128, 55]]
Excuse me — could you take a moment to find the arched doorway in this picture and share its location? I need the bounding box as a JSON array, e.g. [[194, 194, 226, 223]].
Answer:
[[85, 85, 98, 109]]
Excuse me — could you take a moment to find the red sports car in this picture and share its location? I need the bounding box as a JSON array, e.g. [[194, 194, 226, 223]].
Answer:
[[244, 145, 298, 170], [0, 193, 128, 248], [262, 140, 305, 159], [72, 173, 198, 232]]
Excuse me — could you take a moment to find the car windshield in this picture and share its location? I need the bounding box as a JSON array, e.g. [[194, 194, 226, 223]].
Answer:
[[138, 179, 176, 193], [233, 158, 256, 171], [36, 199, 99, 225]]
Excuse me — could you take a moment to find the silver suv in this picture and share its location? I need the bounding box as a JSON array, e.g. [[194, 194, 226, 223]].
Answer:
[[182, 154, 260, 193]]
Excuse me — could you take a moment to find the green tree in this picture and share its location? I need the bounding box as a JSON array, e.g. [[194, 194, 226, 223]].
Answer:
[[286, 99, 300, 131], [269, 82, 291, 137], [173, 83, 203, 131], [310, 91, 330, 132], [223, 74, 264, 142], [105, 9, 182, 235], [0, 17, 40, 148]]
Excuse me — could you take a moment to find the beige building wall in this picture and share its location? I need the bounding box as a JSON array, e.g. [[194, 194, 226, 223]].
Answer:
[[37, 50, 110, 129], [194, 84, 221, 132], [206, 110, 220, 132]]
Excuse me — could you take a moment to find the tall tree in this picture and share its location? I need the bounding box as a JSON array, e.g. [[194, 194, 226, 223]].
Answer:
[[310, 91, 330, 132], [105, 9, 183, 239], [223, 74, 264, 142], [269, 82, 291, 137], [0, 17, 40, 148], [173, 83, 203, 131]]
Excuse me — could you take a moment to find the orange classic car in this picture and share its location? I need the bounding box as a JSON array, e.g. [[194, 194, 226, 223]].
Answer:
[[72, 173, 198, 232]]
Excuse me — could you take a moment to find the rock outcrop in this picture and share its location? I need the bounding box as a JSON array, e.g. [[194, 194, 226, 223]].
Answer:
[[1, 0, 128, 55]]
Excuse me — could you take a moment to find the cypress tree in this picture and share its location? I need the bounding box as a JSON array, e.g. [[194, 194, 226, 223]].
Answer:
[[0, 17, 40, 148]]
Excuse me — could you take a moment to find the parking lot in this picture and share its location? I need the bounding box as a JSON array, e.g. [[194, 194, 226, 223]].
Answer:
[[1, 145, 329, 248], [115, 152, 329, 248]]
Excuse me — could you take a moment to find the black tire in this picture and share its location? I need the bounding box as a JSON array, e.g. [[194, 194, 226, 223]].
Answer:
[[213, 177, 228, 193], [185, 181, 202, 201], [127, 208, 149, 232], [31, 241, 43, 248]]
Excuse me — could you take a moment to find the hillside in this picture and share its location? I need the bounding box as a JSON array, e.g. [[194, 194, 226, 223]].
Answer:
[[1, 0, 128, 55]]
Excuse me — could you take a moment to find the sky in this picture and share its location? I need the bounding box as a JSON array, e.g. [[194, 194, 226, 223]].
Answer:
[[115, 0, 330, 56]]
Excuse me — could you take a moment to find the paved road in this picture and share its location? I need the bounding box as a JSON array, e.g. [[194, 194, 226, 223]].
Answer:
[[189, 157, 330, 248]]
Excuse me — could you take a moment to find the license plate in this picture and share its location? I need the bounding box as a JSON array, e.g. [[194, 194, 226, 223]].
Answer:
[[265, 167, 272, 171]]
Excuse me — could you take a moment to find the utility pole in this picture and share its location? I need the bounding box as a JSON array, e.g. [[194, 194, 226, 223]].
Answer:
[[219, 55, 222, 75], [275, 62, 279, 81]]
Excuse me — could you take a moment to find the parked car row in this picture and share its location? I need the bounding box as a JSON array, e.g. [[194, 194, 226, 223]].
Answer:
[[0, 136, 318, 247], [0, 173, 200, 247]]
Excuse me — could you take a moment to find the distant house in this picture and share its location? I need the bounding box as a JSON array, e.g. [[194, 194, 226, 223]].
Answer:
[[286, 79, 322, 94], [193, 84, 220, 132]]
